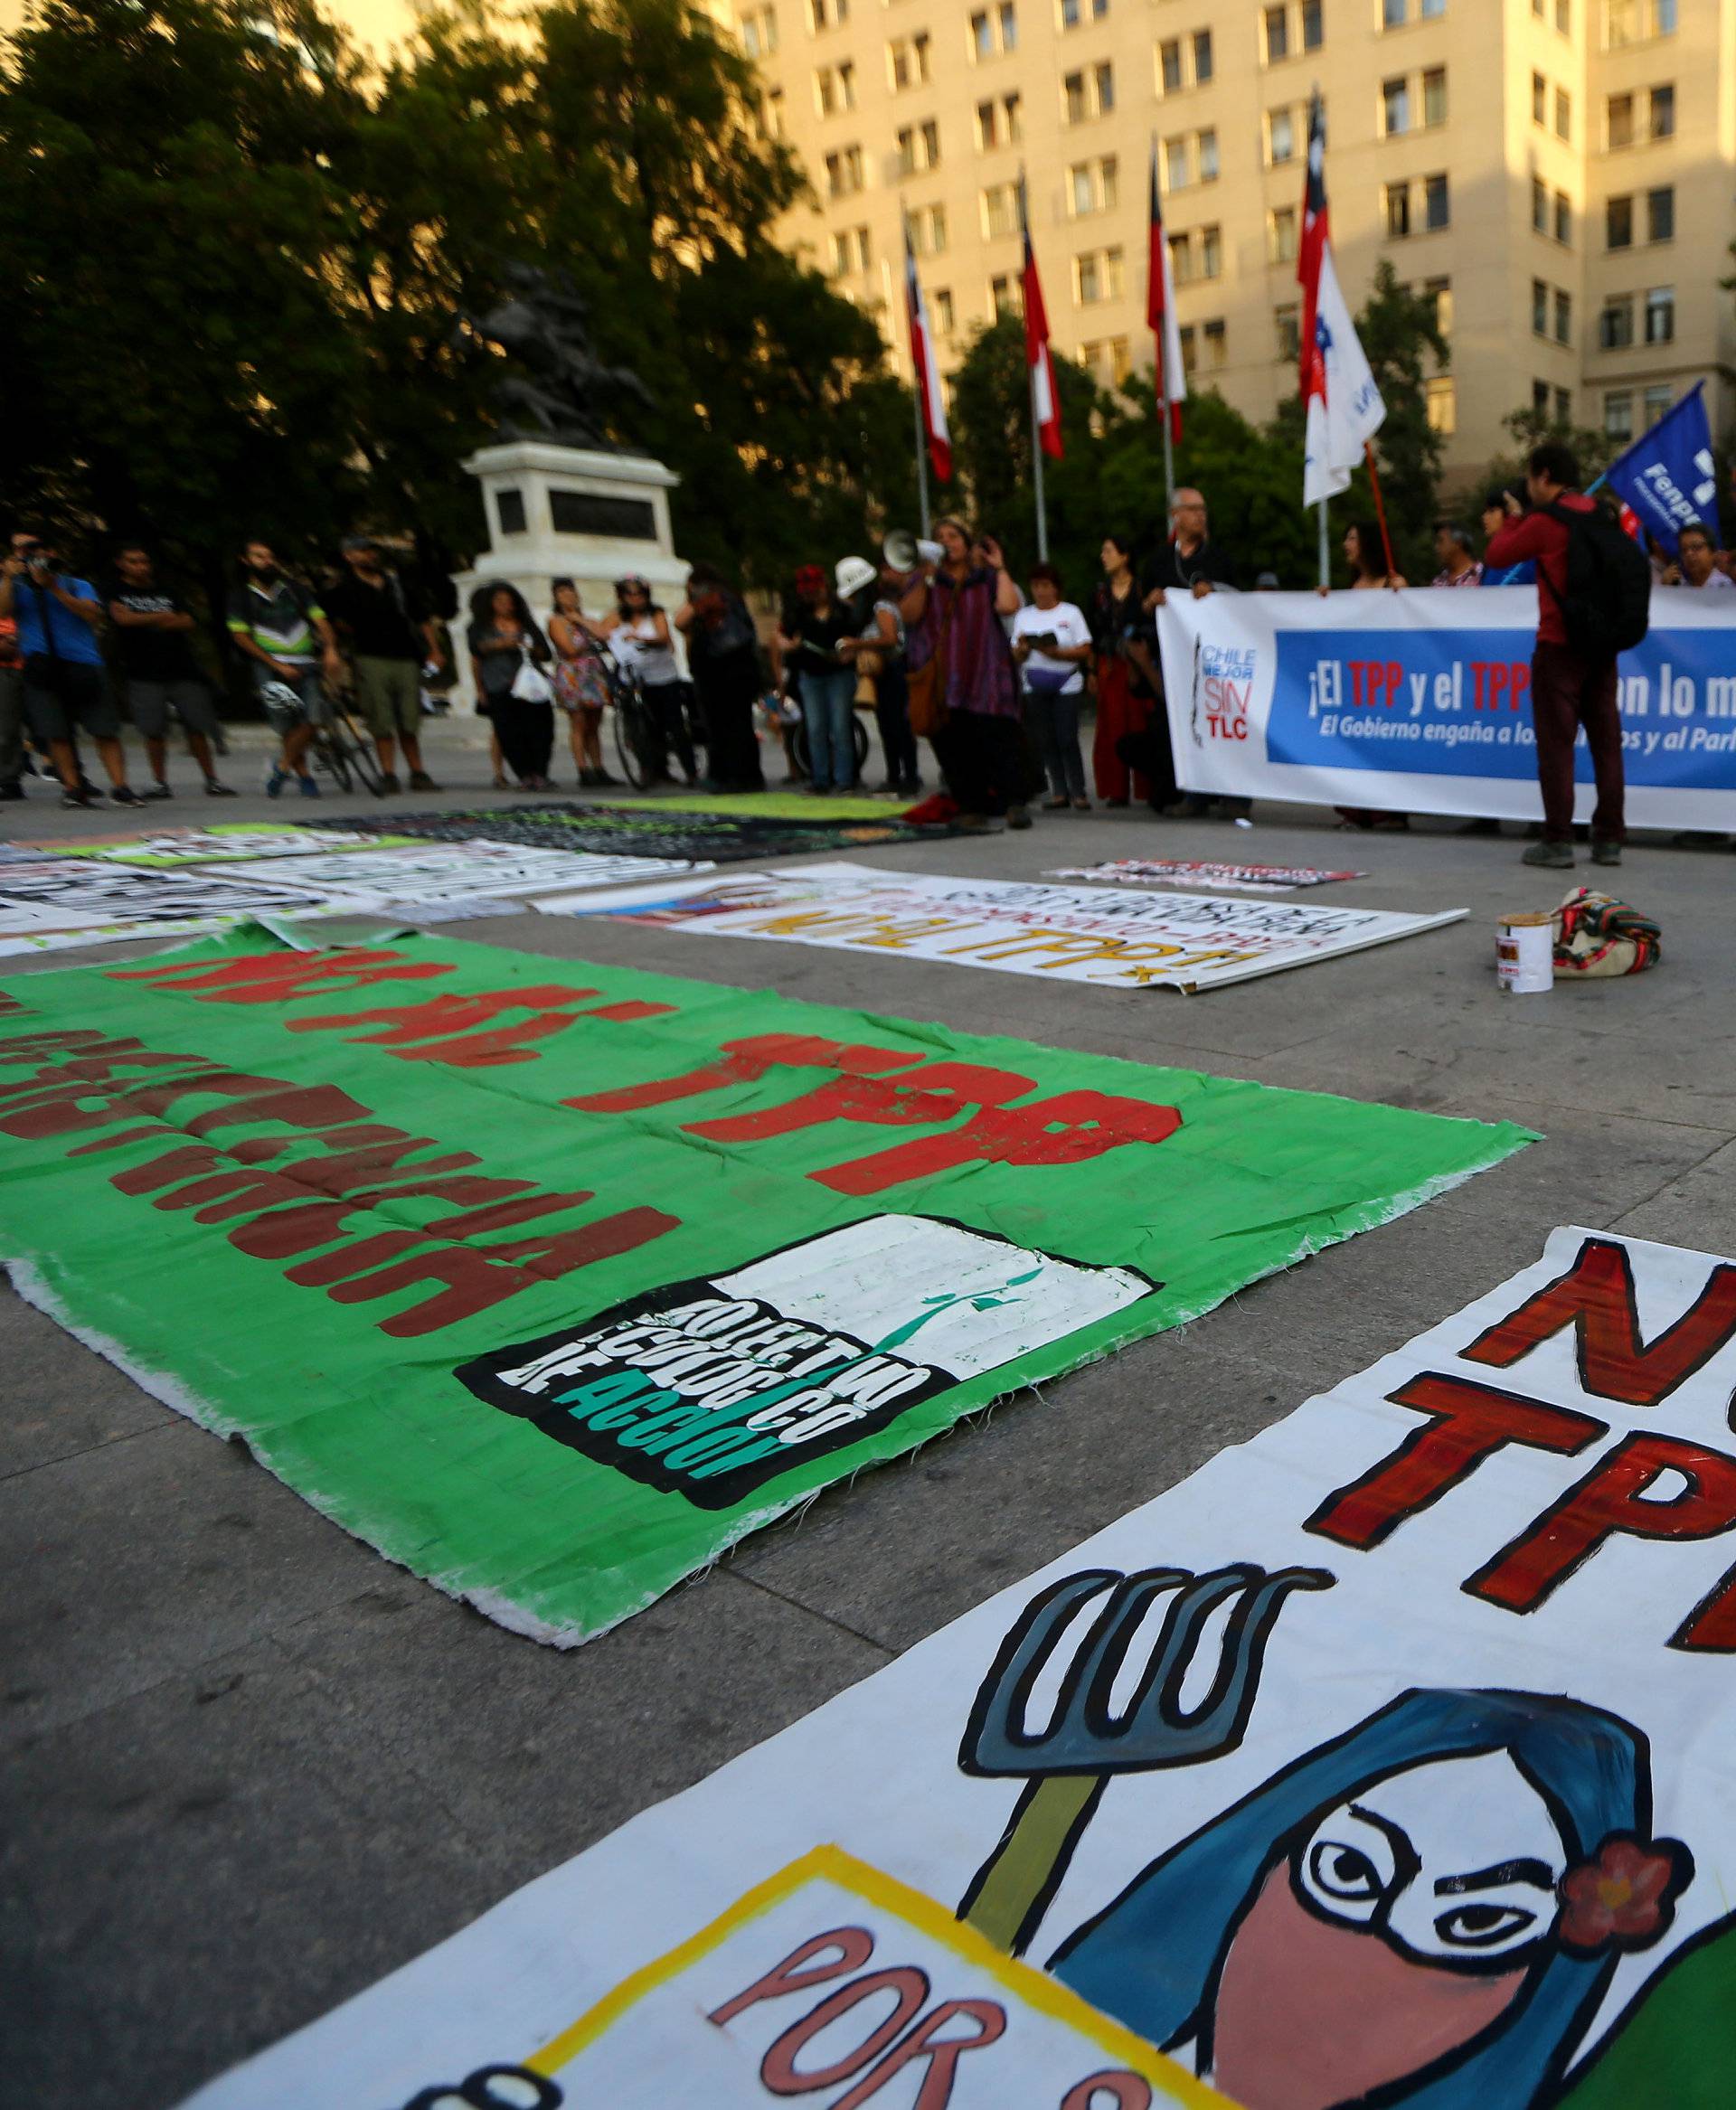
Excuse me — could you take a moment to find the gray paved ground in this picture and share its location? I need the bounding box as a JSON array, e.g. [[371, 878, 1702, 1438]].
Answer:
[[4, 719, 1733, 2107]]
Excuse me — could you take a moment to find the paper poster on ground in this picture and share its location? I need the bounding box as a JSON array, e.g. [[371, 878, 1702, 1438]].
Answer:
[[34, 824, 418, 864], [1048, 860, 1369, 895], [312, 800, 963, 862], [542, 863, 1464, 992], [0, 930, 1526, 1644], [184, 1227, 1736, 2110]]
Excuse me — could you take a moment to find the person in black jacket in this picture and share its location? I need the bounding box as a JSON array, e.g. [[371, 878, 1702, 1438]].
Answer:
[[675, 565, 765, 792]]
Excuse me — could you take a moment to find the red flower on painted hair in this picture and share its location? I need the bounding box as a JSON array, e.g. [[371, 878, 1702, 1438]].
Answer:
[[1558, 1833, 1692, 1955]]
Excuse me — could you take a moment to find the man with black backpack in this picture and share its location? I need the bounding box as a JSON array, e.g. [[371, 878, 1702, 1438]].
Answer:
[[1484, 441, 1651, 871]]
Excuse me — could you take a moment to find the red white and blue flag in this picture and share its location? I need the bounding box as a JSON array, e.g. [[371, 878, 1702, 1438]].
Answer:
[[1146, 144, 1185, 444], [1020, 184, 1064, 461], [904, 214, 952, 482], [1297, 95, 1385, 506]]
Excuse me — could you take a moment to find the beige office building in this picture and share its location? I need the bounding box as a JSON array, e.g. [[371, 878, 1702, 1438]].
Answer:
[[717, 0, 1735, 485]]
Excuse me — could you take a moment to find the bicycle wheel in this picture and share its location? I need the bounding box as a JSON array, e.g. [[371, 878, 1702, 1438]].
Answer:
[[852, 715, 870, 771], [311, 726, 354, 795], [613, 700, 658, 791], [331, 710, 389, 797]]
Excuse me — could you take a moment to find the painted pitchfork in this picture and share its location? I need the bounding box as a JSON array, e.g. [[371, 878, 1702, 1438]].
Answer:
[[958, 1562, 1333, 1955]]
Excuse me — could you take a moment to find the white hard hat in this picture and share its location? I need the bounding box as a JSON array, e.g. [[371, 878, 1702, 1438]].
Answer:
[[835, 555, 878, 598]]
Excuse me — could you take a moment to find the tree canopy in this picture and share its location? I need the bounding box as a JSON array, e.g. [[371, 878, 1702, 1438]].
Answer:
[[0, 0, 916, 598]]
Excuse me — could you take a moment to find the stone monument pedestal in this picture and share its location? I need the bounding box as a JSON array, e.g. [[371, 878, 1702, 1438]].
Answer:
[[448, 442, 686, 712]]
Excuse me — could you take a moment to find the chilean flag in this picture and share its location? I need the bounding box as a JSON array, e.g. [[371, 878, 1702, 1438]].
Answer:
[[1297, 93, 1385, 507], [1020, 184, 1064, 461], [904, 216, 952, 482], [1146, 145, 1185, 443]]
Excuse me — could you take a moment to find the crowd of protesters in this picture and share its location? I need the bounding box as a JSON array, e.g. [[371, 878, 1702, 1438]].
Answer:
[[4, 462, 1730, 847]]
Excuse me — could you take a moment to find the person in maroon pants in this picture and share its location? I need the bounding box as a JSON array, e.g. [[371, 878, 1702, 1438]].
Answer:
[[1483, 441, 1625, 871]]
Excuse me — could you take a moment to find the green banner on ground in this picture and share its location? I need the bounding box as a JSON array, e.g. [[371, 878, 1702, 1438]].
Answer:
[[0, 930, 1533, 1643]]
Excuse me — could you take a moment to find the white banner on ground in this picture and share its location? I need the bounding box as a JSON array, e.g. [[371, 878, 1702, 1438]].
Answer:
[[186, 1226, 1736, 2110], [539, 862, 1463, 994], [1048, 860, 1368, 895], [1156, 586, 1736, 826], [0, 843, 707, 942], [42, 825, 410, 865]]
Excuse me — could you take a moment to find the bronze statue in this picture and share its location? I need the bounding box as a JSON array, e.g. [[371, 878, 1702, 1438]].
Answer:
[[456, 264, 653, 447]]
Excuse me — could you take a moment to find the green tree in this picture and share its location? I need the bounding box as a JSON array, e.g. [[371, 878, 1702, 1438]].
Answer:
[[1354, 261, 1448, 582]]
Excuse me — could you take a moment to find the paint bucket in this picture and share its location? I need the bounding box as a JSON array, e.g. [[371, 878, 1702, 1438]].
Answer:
[[1496, 911, 1554, 994]]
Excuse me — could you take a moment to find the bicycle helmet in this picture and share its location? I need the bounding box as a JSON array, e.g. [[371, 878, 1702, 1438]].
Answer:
[[258, 680, 305, 713]]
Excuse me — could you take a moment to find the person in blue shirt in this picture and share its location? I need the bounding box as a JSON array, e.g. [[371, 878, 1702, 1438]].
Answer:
[[0, 531, 140, 807]]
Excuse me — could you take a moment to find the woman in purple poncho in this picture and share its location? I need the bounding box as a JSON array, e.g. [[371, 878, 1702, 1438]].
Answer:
[[901, 515, 1031, 830]]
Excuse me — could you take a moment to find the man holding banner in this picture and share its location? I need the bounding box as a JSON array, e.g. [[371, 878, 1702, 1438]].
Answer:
[[1485, 442, 1643, 871]]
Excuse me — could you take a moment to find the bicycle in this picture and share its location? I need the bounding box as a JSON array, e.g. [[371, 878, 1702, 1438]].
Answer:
[[309, 698, 389, 798], [609, 663, 669, 793], [789, 710, 870, 785]]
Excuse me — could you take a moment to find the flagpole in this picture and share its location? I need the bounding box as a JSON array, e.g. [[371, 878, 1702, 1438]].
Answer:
[[901, 213, 932, 538], [1031, 370, 1050, 561], [1020, 167, 1050, 561], [914, 380, 931, 539], [1161, 404, 1176, 518], [1317, 497, 1329, 591]]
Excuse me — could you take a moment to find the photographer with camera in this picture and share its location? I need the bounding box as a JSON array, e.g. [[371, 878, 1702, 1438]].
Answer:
[[0, 529, 141, 808], [1484, 442, 1651, 871]]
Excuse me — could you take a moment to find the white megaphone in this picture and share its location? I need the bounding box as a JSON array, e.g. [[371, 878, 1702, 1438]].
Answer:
[[882, 529, 945, 571]]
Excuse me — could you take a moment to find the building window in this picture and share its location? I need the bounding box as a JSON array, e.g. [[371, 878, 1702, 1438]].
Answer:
[[976, 99, 995, 148], [1607, 90, 1634, 146], [1532, 71, 1547, 124], [1532, 278, 1549, 337], [1554, 288, 1572, 344], [1385, 182, 1411, 239], [1199, 129, 1220, 179], [990, 273, 1020, 316], [1383, 0, 1406, 25], [1606, 0, 1676, 43], [1647, 185, 1675, 242], [1275, 304, 1300, 363], [1554, 87, 1571, 138], [1194, 28, 1215, 79], [759, 87, 786, 138], [1607, 194, 1633, 247], [983, 182, 1018, 237], [1080, 336, 1132, 384], [1167, 231, 1193, 286], [1424, 275, 1453, 339], [1270, 203, 1298, 262], [976, 92, 1022, 147], [895, 122, 940, 174], [832, 230, 851, 277], [1424, 173, 1449, 230], [1604, 390, 1634, 441], [817, 63, 855, 115], [1420, 0, 1445, 15], [1645, 285, 1675, 344], [1302, 0, 1324, 43], [1554, 192, 1571, 243], [741, 5, 778, 58], [1599, 296, 1634, 348], [971, 8, 994, 57], [1095, 61, 1115, 111], [1533, 379, 1551, 413], [1074, 246, 1125, 302], [1070, 155, 1118, 214], [1425, 377, 1457, 433], [1199, 223, 1222, 278], [910, 203, 948, 254], [1165, 136, 1192, 188], [970, 4, 1018, 56], [1203, 317, 1228, 366], [1178, 324, 1198, 375], [1269, 107, 1297, 161], [1422, 67, 1447, 126], [1382, 77, 1410, 135], [1002, 2, 1019, 48], [1060, 0, 1109, 23], [1265, 5, 1289, 61], [825, 146, 863, 195], [1556, 0, 1571, 25], [1643, 383, 1673, 426], [1649, 83, 1675, 137], [1532, 175, 1549, 233], [890, 33, 930, 89], [1554, 386, 1572, 423], [810, 0, 847, 28], [1158, 37, 1184, 90], [932, 287, 955, 334]]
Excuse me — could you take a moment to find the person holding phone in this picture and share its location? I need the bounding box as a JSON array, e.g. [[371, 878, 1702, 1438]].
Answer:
[[0, 531, 140, 807], [1011, 562, 1091, 810], [900, 516, 1028, 830]]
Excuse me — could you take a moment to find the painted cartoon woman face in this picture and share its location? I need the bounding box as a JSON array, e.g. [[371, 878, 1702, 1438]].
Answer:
[[1208, 1754, 1571, 2110]]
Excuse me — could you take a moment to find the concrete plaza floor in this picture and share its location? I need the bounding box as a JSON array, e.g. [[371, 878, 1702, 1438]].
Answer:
[[4, 720, 1733, 2107]]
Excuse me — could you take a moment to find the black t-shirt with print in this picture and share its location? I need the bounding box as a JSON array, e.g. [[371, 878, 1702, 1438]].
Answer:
[[324, 573, 429, 663], [106, 584, 203, 682]]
